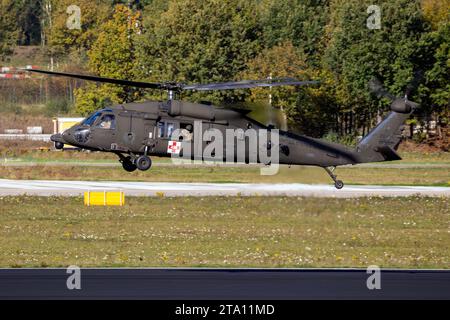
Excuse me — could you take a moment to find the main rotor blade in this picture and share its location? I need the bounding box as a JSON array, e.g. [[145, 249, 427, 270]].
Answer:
[[181, 79, 320, 91], [23, 69, 169, 90], [25, 69, 320, 92]]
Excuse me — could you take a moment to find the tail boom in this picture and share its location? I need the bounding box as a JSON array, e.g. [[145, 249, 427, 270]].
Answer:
[[356, 110, 411, 163]]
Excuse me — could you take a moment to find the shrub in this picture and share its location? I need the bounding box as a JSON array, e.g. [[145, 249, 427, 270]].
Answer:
[[44, 98, 70, 116]]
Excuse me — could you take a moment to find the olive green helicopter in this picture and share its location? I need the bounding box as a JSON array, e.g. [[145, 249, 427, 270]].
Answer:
[[25, 69, 420, 189]]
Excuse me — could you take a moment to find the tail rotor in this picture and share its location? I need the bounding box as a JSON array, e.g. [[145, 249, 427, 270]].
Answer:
[[368, 77, 421, 114]]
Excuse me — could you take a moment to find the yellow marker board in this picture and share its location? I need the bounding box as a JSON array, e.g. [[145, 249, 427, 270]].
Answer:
[[53, 118, 84, 149], [59, 121, 80, 132], [84, 191, 125, 206]]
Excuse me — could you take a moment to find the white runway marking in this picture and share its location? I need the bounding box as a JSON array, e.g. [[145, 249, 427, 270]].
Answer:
[[0, 179, 448, 198]]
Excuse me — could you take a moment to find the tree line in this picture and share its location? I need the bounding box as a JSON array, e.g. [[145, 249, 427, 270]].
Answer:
[[0, 0, 448, 144]]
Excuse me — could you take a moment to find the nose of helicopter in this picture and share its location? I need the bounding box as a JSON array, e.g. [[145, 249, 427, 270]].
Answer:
[[50, 133, 65, 149], [51, 127, 78, 149], [50, 133, 63, 142]]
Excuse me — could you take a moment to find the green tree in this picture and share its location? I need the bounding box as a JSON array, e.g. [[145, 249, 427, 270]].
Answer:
[[323, 0, 434, 134], [16, 0, 42, 45], [74, 4, 143, 115], [137, 0, 263, 104], [419, 22, 450, 143], [260, 0, 330, 67], [0, 0, 43, 46], [420, 0, 449, 122], [425, 23, 450, 110], [0, 0, 19, 60], [243, 41, 338, 136]]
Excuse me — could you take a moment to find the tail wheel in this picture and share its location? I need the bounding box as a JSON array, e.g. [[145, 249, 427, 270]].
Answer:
[[334, 180, 344, 190], [324, 167, 345, 190], [136, 155, 152, 171]]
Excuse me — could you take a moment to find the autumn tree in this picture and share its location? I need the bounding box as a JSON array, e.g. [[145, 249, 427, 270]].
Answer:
[[74, 4, 143, 115], [242, 42, 305, 128], [44, 0, 111, 63], [109, 0, 153, 10], [421, 0, 450, 30]]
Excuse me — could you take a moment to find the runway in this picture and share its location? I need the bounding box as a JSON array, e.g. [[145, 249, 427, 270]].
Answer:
[[0, 268, 449, 299], [0, 179, 448, 197]]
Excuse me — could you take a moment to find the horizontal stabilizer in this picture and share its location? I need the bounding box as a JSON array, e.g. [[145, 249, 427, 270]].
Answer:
[[376, 146, 402, 161]]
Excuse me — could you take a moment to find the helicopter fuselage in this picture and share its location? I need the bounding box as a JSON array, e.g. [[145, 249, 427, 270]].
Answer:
[[52, 100, 363, 169]]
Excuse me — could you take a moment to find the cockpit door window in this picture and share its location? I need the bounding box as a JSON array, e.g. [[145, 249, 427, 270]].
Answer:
[[96, 114, 116, 130], [167, 123, 175, 138], [157, 122, 166, 138]]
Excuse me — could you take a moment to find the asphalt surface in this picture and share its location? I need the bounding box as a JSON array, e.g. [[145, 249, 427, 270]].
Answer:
[[0, 179, 448, 197], [0, 268, 449, 300]]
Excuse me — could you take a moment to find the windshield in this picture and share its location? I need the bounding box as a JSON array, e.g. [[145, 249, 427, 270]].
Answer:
[[81, 109, 113, 126], [81, 111, 102, 126]]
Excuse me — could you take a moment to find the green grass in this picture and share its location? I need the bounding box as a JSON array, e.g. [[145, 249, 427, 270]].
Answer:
[[1, 150, 449, 186], [0, 164, 449, 186], [0, 196, 448, 268], [398, 151, 450, 164]]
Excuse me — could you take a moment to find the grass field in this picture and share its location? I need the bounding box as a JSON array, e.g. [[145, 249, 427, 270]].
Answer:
[[2, 148, 450, 164], [0, 196, 448, 268], [1, 148, 449, 186], [1, 163, 449, 186]]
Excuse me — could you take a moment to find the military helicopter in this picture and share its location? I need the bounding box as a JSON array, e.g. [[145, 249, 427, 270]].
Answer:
[[26, 69, 420, 189]]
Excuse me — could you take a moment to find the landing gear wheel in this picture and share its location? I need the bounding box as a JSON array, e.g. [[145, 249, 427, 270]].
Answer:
[[334, 180, 344, 190], [55, 142, 64, 150], [324, 167, 345, 189], [122, 157, 137, 172], [136, 155, 152, 171]]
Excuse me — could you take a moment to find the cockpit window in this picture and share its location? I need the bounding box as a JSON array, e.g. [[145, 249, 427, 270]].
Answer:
[[82, 111, 102, 126], [96, 114, 116, 130], [81, 109, 113, 126]]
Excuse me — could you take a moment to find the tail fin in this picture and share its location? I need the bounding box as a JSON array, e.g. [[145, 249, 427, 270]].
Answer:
[[357, 99, 419, 163]]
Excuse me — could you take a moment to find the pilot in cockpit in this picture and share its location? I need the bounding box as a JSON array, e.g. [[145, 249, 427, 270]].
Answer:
[[99, 115, 115, 129]]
